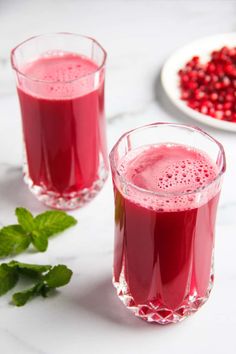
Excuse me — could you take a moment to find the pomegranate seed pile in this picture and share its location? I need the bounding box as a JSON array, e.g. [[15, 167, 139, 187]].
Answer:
[[178, 46, 236, 123]]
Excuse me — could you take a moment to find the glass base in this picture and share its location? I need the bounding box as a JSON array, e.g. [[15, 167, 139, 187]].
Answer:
[[24, 166, 108, 210], [113, 271, 213, 325]]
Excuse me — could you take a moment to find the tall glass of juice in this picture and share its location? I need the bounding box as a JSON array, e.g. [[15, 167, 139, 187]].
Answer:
[[11, 33, 108, 209], [109, 123, 226, 324]]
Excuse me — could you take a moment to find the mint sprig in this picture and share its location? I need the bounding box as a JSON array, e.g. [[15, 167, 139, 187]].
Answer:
[[0, 261, 73, 306], [0, 208, 77, 257]]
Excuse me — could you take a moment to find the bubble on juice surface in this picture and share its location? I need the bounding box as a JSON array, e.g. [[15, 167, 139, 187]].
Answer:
[[118, 144, 218, 212], [155, 158, 216, 193], [21, 51, 98, 99]]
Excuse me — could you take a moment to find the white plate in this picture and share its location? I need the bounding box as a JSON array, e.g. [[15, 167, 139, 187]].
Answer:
[[161, 32, 236, 132]]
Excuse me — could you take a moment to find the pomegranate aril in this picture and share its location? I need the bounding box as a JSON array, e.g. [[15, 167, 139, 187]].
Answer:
[[210, 93, 218, 101], [179, 45, 236, 123]]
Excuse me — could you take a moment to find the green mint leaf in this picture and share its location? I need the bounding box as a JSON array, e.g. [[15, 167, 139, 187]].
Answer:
[[43, 265, 73, 288], [0, 209, 77, 258], [8, 260, 52, 278], [12, 264, 73, 306], [12, 282, 44, 307], [15, 207, 35, 233], [31, 230, 48, 252], [0, 264, 19, 296], [8, 260, 52, 273], [34, 211, 77, 237], [0, 260, 73, 306], [0, 225, 31, 258]]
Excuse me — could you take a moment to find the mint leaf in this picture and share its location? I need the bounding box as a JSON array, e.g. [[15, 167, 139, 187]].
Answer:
[[0, 208, 77, 258], [43, 265, 73, 288], [12, 264, 73, 306], [0, 225, 30, 258], [15, 208, 35, 233], [0, 260, 73, 306], [0, 264, 19, 296], [12, 288, 35, 306], [31, 230, 48, 252], [8, 260, 52, 273], [35, 211, 77, 237], [12, 283, 44, 307]]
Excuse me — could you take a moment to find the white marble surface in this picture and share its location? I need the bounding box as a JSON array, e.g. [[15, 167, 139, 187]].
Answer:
[[0, 1, 236, 353]]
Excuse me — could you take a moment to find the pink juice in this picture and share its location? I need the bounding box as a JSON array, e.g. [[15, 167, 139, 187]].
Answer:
[[113, 144, 220, 316], [17, 53, 107, 198]]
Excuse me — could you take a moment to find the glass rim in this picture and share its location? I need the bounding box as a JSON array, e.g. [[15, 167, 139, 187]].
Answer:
[[11, 32, 107, 84], [109, 122, 226, 197]]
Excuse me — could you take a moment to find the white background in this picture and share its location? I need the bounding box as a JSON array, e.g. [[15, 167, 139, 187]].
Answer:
[[0, 1, 236, 353]]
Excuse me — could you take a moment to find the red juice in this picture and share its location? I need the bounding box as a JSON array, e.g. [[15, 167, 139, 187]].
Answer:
[[113, 144, 221, 319], [17, 53, 108, 204]]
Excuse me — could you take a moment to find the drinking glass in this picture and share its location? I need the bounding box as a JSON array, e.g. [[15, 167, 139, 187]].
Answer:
[[109, 123, 226, 324], [11, 33, 108, 209]]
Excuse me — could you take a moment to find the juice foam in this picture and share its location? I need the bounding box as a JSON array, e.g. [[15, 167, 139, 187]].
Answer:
[[20, 52, 99, 99], [118, 144, 219, 211]]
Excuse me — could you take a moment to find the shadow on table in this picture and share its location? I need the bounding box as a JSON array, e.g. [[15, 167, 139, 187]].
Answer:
[[76, 275, 169, 331], [0, 164, 45, 213]]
